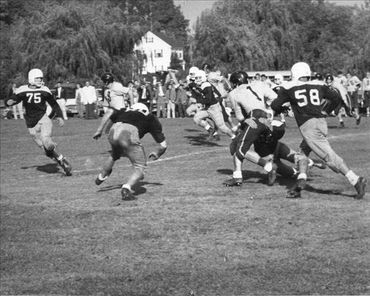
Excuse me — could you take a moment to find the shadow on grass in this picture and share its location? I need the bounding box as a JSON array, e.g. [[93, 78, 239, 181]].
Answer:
[[184, 128, 203, 132], [98, 181, 163, 196], [304, 184, 352, 198], [21, 163, 60, 174], [184, 135, 222, 147], [217, 168, 353, 198]]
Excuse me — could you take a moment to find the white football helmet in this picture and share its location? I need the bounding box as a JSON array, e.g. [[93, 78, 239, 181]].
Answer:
[[130, 103, 149, 116], [194, 70, 207, 85], [189, 66, 199, 77], [28, 68, 44, 87], [291, 62, 311, 81]]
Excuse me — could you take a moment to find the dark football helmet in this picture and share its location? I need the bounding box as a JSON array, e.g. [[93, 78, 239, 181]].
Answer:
[[314, 72, 323, 80], [230, 71, 249, 87], [101, 72, 114, 85]]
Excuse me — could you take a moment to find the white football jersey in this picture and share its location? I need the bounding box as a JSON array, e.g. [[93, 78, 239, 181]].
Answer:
[[228, 83, 276, 122]]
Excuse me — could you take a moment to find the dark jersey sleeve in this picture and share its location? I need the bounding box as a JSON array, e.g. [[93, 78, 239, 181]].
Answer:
[[201, 85, 218, 108], [271, 87, 290, 114], [148, 115, 165, 143]]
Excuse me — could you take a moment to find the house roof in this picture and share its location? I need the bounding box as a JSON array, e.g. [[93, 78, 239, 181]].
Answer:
[[150, 31, 185, 49]]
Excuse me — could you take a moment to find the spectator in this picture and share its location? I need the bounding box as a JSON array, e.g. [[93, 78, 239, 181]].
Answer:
[[361, 71, 370, 117], [155, 81, 167, 118], [55, 82, 68, 120], [176, 80, 188, 118], [75, 83, 84, 118], [81, 81, 98, 119], [137, 81, 152, 108], [165, 82, 176, 118], [9, 83, 24, 120], [345, 72, 362, 121], [127, 81, 136, 107]]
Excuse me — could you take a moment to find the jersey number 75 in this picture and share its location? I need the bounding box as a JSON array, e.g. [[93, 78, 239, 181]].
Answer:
[[27, 92, 42, 103]]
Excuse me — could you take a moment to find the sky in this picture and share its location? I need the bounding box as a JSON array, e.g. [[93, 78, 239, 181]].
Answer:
[[174, 0, 366, 31]]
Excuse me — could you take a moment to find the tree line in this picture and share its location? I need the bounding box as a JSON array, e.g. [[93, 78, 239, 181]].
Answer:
[[0, 0, 369, 99]]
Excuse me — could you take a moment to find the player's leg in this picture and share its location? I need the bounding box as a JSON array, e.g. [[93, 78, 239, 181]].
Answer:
[[194, 110, 214, 136], [301, 118, 366, 199], [96, 123, 127, 185], [40, 115, 72, 175], [225, 123, 269, 186], [207, 103, 234, 139]]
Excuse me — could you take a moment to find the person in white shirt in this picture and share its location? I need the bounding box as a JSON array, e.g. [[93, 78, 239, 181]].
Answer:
[[75, 83, 84, 118], [345, 72, 362, 122], [81, 81, 98, 119], [361, 71, 370, 117]]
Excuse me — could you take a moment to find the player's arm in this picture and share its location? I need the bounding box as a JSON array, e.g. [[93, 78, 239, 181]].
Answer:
[[263, 86, 278, 107], [45, 91, 64, 119], [5, 91, 22, 107], [271, 87, 290, 115], [148, 117, 167, 160], [93, 107, 115, 140], [321, 85, 342, 115]]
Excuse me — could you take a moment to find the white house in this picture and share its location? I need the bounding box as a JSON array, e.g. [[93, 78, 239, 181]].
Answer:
[[134, 31, 185, 74]]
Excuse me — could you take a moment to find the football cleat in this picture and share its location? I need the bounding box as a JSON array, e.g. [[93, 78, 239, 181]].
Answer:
[[286, 178, 306, 199], [223, 178, 243, 187], [354, 177, 367, 199], [213, 134, 221, 141], [121, 188, 136, 201], [339, 121, 345, 128], [58, 157, 72, 176], [95, 173, 108, 185], [267, 163, 277, 186], [356, 115, 361, 125], [206, 127, 215, 141]]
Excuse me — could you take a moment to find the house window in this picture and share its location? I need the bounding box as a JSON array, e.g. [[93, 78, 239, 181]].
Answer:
[[155, 49, 163, 58], [145, 37, 153, 43]]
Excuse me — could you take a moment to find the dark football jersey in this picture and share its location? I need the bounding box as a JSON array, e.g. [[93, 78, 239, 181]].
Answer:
[[271, 80, 340, 126], [186, 82, 204, 104], [110, 110, 165, 143], [10, 85, 63, 128]]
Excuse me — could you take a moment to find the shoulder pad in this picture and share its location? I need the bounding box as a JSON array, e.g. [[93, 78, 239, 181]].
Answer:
[[200, 82, 212, 90]]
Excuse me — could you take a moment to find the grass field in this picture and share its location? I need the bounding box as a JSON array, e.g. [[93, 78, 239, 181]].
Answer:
[[1, 115, 369, 295]]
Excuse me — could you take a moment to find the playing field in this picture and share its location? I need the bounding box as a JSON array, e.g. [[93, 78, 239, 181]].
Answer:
[[1, 116, 369, 295]]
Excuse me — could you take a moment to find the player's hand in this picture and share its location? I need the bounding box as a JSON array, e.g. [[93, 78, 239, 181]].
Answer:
[[148, 152, 159, 161], [5, 99, 16, 106], [56, 117, 64, 127], [244, 118, 257, 129], [93, 131, 102, 140]]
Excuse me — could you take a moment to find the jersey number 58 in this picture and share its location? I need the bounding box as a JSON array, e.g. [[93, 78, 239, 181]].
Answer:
[[294, 89, 320, 107], [27, 92, 41, 103]]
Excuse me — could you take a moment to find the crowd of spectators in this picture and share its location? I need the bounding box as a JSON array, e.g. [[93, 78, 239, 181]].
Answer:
[[2, 69, 370, 120]]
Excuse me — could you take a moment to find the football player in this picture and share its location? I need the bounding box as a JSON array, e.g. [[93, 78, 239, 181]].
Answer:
[[271, 62, 366, 199], [93, 72, 129, 138], [192, 69, 235, 140], [93, 103, 167, 202], [225, 71, 280, 186], [324, 74, 355, 128], [5, 68, 72, 176]]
